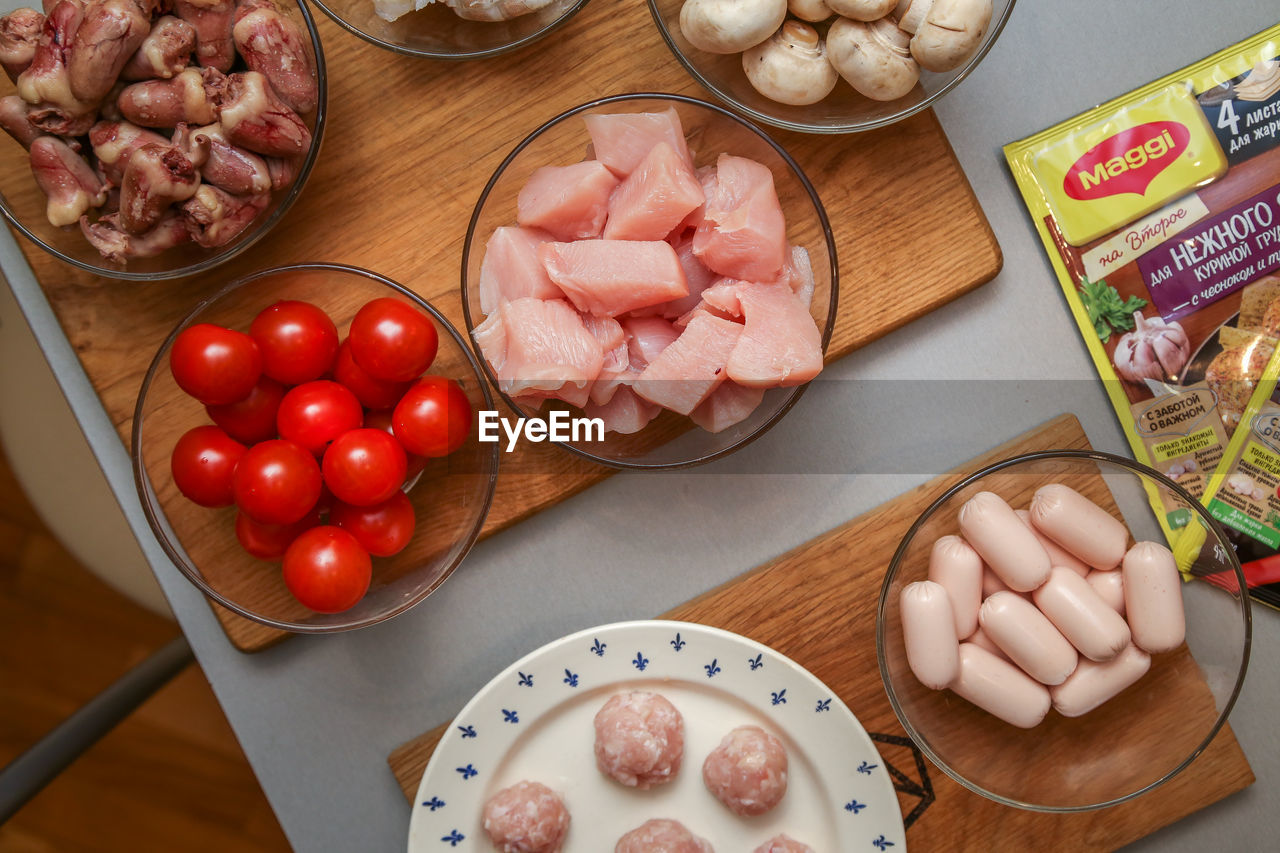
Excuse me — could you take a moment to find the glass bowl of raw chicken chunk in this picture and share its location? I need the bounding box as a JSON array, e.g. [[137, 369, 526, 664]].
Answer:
[[878, 450, 1250, 810], [0, 0, 325, 280], [462, 92, 838, 469], [310, 0, 590, 60]]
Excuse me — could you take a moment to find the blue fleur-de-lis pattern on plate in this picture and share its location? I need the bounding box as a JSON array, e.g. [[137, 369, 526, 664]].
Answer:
[[412, 623, 904, 853]]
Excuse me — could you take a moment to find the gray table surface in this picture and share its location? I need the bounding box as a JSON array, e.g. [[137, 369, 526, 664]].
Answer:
[[4, 0, 1280, 849]]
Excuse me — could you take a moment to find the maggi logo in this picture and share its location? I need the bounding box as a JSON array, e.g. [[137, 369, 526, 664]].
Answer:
[[1063, 121, 1191, 201]]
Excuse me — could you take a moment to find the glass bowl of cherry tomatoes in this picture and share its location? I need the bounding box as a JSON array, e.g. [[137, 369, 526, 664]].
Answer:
[[131, 263, 499, 633]]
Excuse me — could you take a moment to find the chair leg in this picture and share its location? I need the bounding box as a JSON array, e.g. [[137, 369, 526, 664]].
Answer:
[[0, 635, 194, 824]]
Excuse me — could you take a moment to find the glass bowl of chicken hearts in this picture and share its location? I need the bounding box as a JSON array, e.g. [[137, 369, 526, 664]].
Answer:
[[309, 0, 590, 60], [461, 92, 838, 470], [0, 0, 325, 281], [131, 264, 499, 633], [877, 450, 1251, 811], [648, 0, 1015, 134]]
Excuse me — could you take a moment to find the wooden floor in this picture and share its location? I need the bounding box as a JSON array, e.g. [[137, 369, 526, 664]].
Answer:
[[0, 450, 291, 852]]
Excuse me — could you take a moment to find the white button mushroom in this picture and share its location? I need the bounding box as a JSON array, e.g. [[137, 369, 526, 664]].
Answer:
[[827, 0, 898, 21], [787, 0, 833, 22], [826, 16, 920, 101], [907, 0, 992, 72], [892, 0, 931, 33], [679, 0, 789, 55], [742, 21, 839, 106]]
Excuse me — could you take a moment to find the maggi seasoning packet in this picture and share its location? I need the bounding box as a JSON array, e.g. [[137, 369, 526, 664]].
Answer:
[[1005, 24, 1280, 609]]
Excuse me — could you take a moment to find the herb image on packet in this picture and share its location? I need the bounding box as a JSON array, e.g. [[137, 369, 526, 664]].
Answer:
[[1005, 24, 1280, 609]]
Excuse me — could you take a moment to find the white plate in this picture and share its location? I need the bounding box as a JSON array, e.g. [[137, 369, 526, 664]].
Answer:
[[408, 620, 906, 852]]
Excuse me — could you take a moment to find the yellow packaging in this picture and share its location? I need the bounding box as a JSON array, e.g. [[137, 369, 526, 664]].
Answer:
[[1005, 24, 1280, 609]]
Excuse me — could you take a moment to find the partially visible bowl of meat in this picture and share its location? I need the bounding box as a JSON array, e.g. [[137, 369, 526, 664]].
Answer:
[[309, 0, 590, 60], [0, 0, 325, 280], [461, 92, 838, 469]]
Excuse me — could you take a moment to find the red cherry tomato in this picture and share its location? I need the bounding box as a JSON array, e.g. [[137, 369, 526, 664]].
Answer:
[[392, 376, 472, 458], [276, 380, 363, 455], [348, 298, 439, 383], [235, 509, 321, 561], [232, 439, 322, 525], [364, 408, 427, 483], [170, 425, 246, 508], [321, 428, 407, 507], [330, 492, 415, 557], [169, 323, 262, 405], [332, 339, 410, 410], [205, 375, 285, 445], [281, 526, 371, 613], [249, 300, 339, 385]]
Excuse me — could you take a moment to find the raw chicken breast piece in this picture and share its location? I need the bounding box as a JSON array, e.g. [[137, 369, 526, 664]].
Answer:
[[703, 724, 789, 817], [623, 315, 681, 370], [784, 245, 815, 310], [673, 295, 740, 329], [581, 313, 629, 405], [593, 691, 684, 789], [603, 141, 704, 241], [634, 314, 742, 415], [632, 233, 719, 319], [615, 819, 713, 853], [753, 835, 814, 853], [712, 280, 823, 387], [690, 381, 765, 433], [517, 159, 619, 241], [478, 225, 563, 315], [482, 780, 570, 853], [693, 154, 787, 281], [584, 107, 693, 178], [482, 298, 603, 403], [584, 386, 660, 435], [540, 239, 688, 317]]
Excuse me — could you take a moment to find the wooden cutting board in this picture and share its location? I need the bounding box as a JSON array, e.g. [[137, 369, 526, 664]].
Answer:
[[388, 414, 1254, 849], [0, 1, 999, 652]]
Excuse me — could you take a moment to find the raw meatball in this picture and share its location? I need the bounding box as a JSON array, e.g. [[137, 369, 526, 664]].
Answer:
[[482, 780, 570, 853], [702, 725, 789, 816], [753, 835, 814, 853], [593, 691, 684, 789], [615, 818, 714, 853]]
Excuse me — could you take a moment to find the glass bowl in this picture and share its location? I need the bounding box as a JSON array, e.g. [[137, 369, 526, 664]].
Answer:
[[0, 0, 326, 281], [131, 264, 499, 633], [461, 92, 837, 470], [310, 0, 590, 60], [877, 450, 1251, 811], [647, 0, 1015, 134]]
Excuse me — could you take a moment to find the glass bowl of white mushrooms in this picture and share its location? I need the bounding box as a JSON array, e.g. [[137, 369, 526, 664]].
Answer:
[[648, 0, 1015, 133]]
